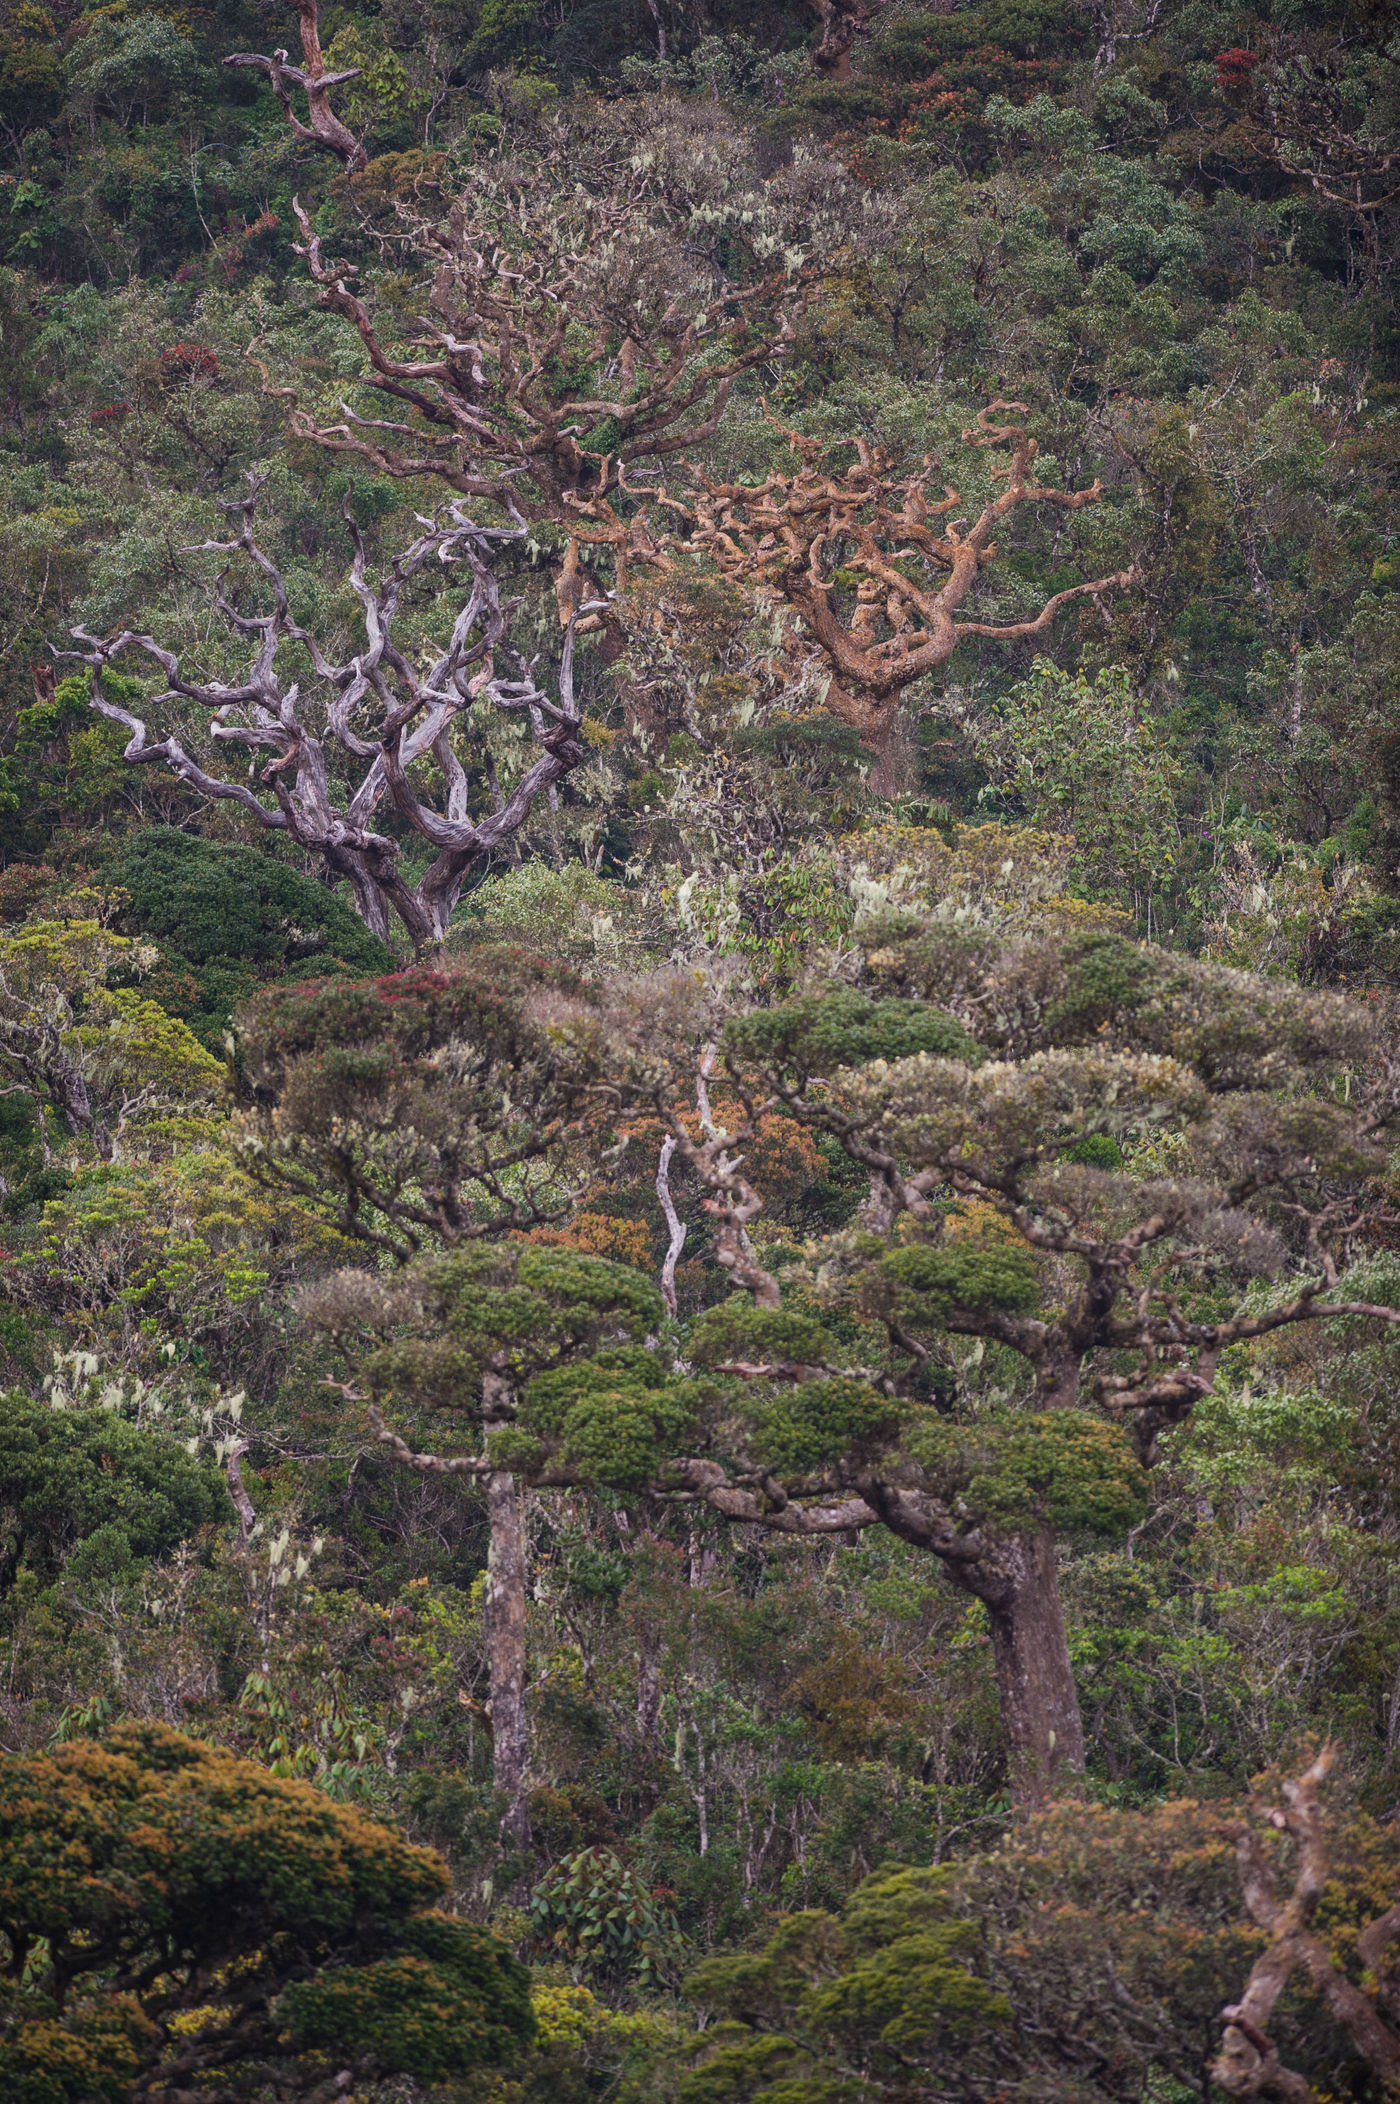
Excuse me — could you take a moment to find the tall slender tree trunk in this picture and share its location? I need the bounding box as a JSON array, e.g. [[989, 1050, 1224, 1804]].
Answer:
[[982, 1528, 1086, 1810], [485, 1469, 530, 1847], [635, 1619, 663, 1812]]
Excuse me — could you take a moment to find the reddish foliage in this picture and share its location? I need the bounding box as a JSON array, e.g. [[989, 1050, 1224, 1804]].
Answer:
[[1216, 46, 1260, 97], [159, 340, 219, 381]]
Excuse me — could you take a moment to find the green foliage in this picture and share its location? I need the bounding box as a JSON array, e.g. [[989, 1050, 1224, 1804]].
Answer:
[[0, 1999, 154, 2104], [5, 4, 1400, 2082], [0, 1723, 533, 2097], [530, 1845, 684, 1986], [909, 1411, 1150, 1538], [456, 862, 660, 969], [681, 1864, 1006, 2103], [725, 988, 981, 1078], [748, 1376, 905, 1475], [344, 1243, 665, 1405], [111, 830, 393, 1046], [674, 1782, 1400, 2102], [0, 904, 223, 1158], [879, 1238, 1041, 1321], [688, 1301, 846, 1372], [521, 1347, 695, 1487], [0, 1391, 225, 1584], [279, 1910, 535, 2078], [66, 12, 204, 127]]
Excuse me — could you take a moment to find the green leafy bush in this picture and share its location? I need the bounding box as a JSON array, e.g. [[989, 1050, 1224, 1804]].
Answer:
[[0, 1392, 226, 1585], [530, 1845, 684, 1986]]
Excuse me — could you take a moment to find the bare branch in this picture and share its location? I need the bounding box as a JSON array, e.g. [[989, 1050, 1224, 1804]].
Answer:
[[60, 479, 591, 951], [1215, 1749, 1400, 2099], [224, 0, 368, 172], [655, 1133, 687, 1318]]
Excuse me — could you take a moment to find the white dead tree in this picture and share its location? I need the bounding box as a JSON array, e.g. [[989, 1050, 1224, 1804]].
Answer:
[[63, 475, 603, 951]]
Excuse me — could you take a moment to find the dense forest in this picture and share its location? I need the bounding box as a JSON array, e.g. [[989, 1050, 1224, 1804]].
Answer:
[[1, 0, 1400, 2097]]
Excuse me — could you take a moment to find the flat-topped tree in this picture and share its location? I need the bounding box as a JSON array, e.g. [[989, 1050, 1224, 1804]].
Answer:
[[63, 476, 599, 952], [235, 958, 596, 1260], [589, 403, 1133, 791], [657, 933, 1400, 1804], [237, 957, 606, 1847]]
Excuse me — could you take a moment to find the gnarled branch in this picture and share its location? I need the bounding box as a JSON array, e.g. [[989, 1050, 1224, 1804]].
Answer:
[[1214, 1748, 1400, 2100], [571, 400, 1134, 787], [224, 0, 368, 173], [61, 474, 599, 951]]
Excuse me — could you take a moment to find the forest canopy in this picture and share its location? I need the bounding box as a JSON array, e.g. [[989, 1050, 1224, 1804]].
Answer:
[[1, 0, 1399, 2099]]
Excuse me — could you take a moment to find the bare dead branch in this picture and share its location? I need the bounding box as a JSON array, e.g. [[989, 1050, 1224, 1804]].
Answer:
[[60, 475, 600, 951], [655, 1132, 687, 1318], [224, 0, 368, 172], [1215, 1748, 1400, 2099]]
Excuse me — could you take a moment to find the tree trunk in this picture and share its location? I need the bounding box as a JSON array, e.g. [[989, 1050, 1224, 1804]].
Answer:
[[866, 728, 898, 798], [635, 1617, 663, 1812], [485, 1470, 530, 1847], [982, 1528, 1086, 1811]]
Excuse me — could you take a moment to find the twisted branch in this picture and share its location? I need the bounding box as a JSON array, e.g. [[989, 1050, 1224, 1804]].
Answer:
[[224, 0, 368, 173], [61, 474, 599, 950]]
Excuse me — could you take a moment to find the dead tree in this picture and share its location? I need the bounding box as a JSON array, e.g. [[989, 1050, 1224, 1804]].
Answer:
[[806, 0, 887, 79], [572, 401, 1134, 792], [283, 173, 805, 520], [1215, 1747, 1400, 2101], [225, 0, 369, 174], [62, 476, 599, 951]]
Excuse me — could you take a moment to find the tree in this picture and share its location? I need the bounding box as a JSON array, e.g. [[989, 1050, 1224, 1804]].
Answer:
[[282, 123, 810, 521], [64, 478, 599, 950], [578, 404, 1133, 791], [307, 1243, 680, 1844], [624, 919, 1400, 1805], [0, 1721, 534, 2101], [235, 955, 595, 1257], [264, 891, 1400, 1814], [678, 1865, 1011, 2101], [237, 956, 606, 1841], [224, 0, 370, 174], [109, 828, 394, 1051], [66, 9, 203, 132], [113, 828, 392, 981], [0, 906, 223, 1167], [9, 1144, 348, 1390], [0, 6, 64, 165]]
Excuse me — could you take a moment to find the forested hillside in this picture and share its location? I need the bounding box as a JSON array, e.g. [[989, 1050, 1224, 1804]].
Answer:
[[1, 0, 1400, 2097]]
